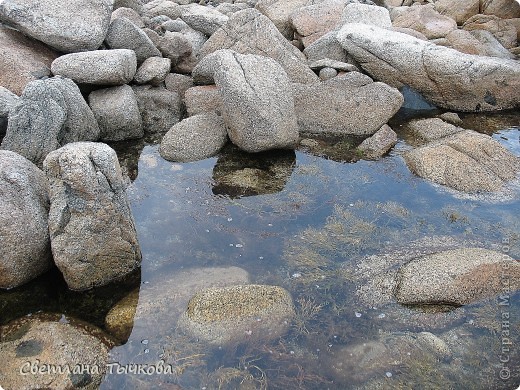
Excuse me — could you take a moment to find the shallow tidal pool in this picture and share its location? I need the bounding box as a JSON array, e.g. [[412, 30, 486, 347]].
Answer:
[[1, 111, 519, 389]]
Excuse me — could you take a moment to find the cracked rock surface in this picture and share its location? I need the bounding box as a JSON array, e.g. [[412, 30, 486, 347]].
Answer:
[[337, 23, 520, 111], [43, 142, 141, 291]]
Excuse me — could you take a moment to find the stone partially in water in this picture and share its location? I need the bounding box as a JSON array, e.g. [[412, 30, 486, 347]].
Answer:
[[44, 142, 141, 291], [178, 284, 295, 345], [404, 130, 520, 192], [394, 248, 520, 306], [0, 313, 114, 390]]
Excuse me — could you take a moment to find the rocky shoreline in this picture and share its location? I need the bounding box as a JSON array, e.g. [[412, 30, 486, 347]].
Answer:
[[0, 0, 519, 388]]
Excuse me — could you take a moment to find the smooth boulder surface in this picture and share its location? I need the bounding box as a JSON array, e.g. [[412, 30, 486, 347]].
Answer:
[[199, 9, 318, 84], [133, 56, 171, 85], [51, 49, 137, 85], [0, 26, 59, 95], [0, 0, 113, 53], [434, 0, 479, 25], [178, 284, 295, 345], [212, 50, 299, 152], [0, 314, 112, 390], [1, 76, 100, 167], [44, 142, 141, 291], [159, 112, 228, 162], [395, 248, 520, 305], [404, 130, 520, 192], [390, 4, 458, 39], [184, 85, 223, 116], [292, 72, 403, 135], [337, 23, 520, 111], [179, 4, 229, 36], [255, 0, 309, 39], [406, 118, 463, 144], [0, 151, 52, 289], [89, 85, 143, 141]]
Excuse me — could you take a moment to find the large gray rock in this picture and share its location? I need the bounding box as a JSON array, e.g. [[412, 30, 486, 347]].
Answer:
[[0, 0, 113, 53], [43, 142, 141, 291], [105, 17, 161, 63], [89, 85, 143, 141], [143, 0, 180, 19], [177, 284, 295, 345], [199, 9, 318, 84], [303, 30, 350, 63], [462, 14, 518, 49], [480, 0, 520, 19], [145, 29, 193, 66], [0, 26, 59, 96], [405, 118, 462, 144], [51, 49, 137, 85], [111, 7, 145, 27], [404, 130, 520, 192], [212, 50, 299, 152], [337, 23, 520, 111], [434, 0, 479, 25], [292, 72, 403, 135], [0, 151, 51, 289], [340, 2, 392, 27], [159, 112, 228, 162], [395, 248, 520, 305], [0, 314, 113, 389], [179, 4, 229, 36], [0, 87, 18, 118], [1, 76, 100, 167], [132, 85, 182, 133]]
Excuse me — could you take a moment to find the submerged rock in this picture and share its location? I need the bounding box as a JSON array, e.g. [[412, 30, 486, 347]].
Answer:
[[337, 23, 520, 111], [404, 130, 520, 192], [1, 76, 100, 167], [44, 142, 141, 291], [0, 313, 113, 390], [0, 0, 113, 52], [0, 151, 52, 289], [178, 284, 295, 345], [212, 146, 296, 197], [105, 288, 139, 342], [159, 112, 228, 162], [394, 248, 520, 306]]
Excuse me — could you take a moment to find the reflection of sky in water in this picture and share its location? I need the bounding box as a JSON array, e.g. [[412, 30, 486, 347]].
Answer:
[[99, 122, 520, 388]]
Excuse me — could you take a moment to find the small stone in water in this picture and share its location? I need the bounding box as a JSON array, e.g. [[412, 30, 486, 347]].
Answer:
[[141, 339, 149, 345], [292, 272, 302, 278], [386, 372, 392, 378], [355, 312, 362, 318], [235, 244, 243, 248], [378, 313, 386, 319], [144, 349, 150, 354], [227, 218, 233, 222]]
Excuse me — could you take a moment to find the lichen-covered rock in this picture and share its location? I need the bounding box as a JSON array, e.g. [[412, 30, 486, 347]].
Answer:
[[0, 26, 59, 95], [292, 72, 403, 135], [394, 248, 520, 305], [199, 9, 317, 84], [337, 23, 520, 111], [51, 49, 137, 85], [0, 0, 113, 53], [159, 112, 228, 162], [404, 130, 520, 192], [43, 142, 141, 291], [0, 151, 52, 289], [211, 50, 299, 152], [0, 314, 113, 390], [1, 76, 100, 167], [89, 85, 143, 142], [178, 284, 295, 345]]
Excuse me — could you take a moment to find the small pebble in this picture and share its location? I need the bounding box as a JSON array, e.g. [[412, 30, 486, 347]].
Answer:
[[386, 372, 392, 378], [355, 312, 362, 318]]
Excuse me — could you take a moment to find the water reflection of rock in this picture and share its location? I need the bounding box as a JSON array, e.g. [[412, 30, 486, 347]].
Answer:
[[298, 134, 365, 163], [108, 135, 160, 182], [212, 145, 296, 197]]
